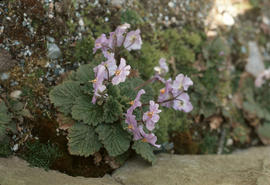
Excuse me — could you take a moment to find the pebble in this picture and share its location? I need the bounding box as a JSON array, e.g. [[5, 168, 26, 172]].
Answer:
[[10, 90, 22, 99], [0, 72, 10, 80], [12, 144, 19, 152]]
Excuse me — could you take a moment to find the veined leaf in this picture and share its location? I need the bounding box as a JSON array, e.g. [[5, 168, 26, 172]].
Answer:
[[71, 96, 104, 126], [96, 124, 130, 157], [103, 97, 122, 123], [68, 123, 101, 157], [132, 141, 156, 164], [49, 81, 83, 115]]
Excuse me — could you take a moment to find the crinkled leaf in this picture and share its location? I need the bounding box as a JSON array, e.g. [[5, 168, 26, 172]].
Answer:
[[107, 84, 120, 98], [75, 64, 95, 83], [49, 81, 83, 115], [72, 96, 104, 126], [257, 122, 270, 145], [243, 101, 270, 121], [0, 102, 13, 141], [68, 123, 101, 157], [132, 141, 156, 164], [0, 102, 11, 124], [96, 124, 130, 157], [103, 97, 122, 123]]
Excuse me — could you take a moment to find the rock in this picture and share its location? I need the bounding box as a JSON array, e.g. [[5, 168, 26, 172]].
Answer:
[[113, 147, 270, 185], [111, 0, 126, 7], [246, 41, 265, 77], [10, 90, 22, 99], [0, 49, 17, 73], [1, 147, 270, 185], [0, 157, 119, 185], [47, 43, 62, 60]]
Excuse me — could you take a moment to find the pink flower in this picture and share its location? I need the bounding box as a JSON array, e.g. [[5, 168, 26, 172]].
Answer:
[[139, 126, 160, 148], [93, 34, 109, 54], [102, 52, 117, 79], [126, 89, 145, 116], [108, 23, 130, 49], [172, 74, 193, 95], [172, 93, 193, 113], [125, 111, 142, 141], [143, 101, 161, 131], [112, 58, 131, 85], [255, 68, 270, 87], [154, 58, 169, 75], [124, 29, 142, 51], [158, 79, 173, 108], [92, 65, 107, 104]]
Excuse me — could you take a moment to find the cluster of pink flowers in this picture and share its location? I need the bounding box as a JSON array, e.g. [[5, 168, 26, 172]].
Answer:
[[125, 58, 193, 148], [91, 24, 193, 148], [125, 89, 161, 148], [255, 68, 270, 87], [91, 23, 142, 104]]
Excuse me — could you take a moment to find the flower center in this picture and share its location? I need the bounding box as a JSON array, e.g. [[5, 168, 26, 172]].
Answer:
[[179, 83, 183, 90], [142, 138, 148, 143], [128, 125, 133, 130], [96, 43, 102, 48], [115, 70, 121, 76], [179, 100, 184, 106], [91, 78, 97, 83], [160, 89, 165, 94], [129, 101, 134, 105], [131, 35, 137, 42], [147, 111, 154, 118]]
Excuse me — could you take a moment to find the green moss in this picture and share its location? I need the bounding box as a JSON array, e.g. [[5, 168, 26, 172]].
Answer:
[[0, 141, 12, 157], [155, 108, 190, 143], [199, 133, 218, 154], [74, 36, 95, 62], [22, 141, 62, 170], [121, 9, 143, 25], [127, 42, 164, 79]]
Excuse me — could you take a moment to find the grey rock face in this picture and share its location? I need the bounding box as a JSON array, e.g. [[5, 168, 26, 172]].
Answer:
[[246, 41, 265, 77], [1, 147, 270, 185], [0, 157, 119, 185], [113, 147, 270, 185]]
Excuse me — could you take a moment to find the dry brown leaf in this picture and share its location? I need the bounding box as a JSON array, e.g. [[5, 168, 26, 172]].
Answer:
[[93, 152, 102, 166], [209, 116, 223, 131], [56, 113, 75, 130]]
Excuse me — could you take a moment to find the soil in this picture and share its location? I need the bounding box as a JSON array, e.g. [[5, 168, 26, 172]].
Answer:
[[29, 118, 113, 177]]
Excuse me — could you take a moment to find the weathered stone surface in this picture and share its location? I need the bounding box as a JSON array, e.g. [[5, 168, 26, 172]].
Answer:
[[246, 41, 265, 77], [0, 49, 17, 73], [113, 147, 270, 185], [0, 156, 119, 185], [1, 147, 270, 185]]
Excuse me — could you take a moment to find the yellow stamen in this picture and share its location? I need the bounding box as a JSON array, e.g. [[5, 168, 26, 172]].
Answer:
[[96, 43, 102, 47], [179, 83, 183, 90], [128, 125, 133, 130], [147, 111, 154, 118], [115, 70, 121, 76], [160, 89, 165, 94], [131, 35, 137, 42], [91, 78, 97, 83], [142, 138, 147, 143], [129, 101, 134, 105]]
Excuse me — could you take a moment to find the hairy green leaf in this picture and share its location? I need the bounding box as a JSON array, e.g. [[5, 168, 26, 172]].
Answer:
[[103, 97, 122, 123], [96, 124, 130, 156], [49, 81, 83, 115], [72, 96, 104, 126], [132, 141, 156, 164], [0, 102, 11, 124], [75, 64, 95, 83], [68, 123, 101, 157]]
